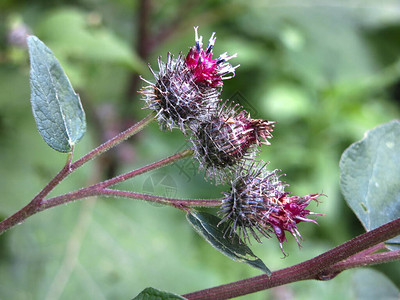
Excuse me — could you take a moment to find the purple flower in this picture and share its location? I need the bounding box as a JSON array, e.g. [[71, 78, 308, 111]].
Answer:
[[140, 27, 238, 133], [185, 26, 238, 87], [140, 53, 219, 133], [258, 193, 321, 254], [220, 162, 322, 254], [191, 102, 275, 184]]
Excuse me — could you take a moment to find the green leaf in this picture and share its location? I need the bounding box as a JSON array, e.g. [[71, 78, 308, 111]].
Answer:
[[186, 211, 271, 275], [352, 269, 400, 300], [28, 35, 86, 153], [340, 120, 400, 250], [132, 287, 187, 300]]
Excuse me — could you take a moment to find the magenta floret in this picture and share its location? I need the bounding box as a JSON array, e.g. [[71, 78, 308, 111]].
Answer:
[[185, 27, 238, 87]]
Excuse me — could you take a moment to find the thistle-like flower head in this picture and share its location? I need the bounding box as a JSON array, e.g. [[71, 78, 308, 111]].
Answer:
[[140, 53, 219, 133], [258, 193, 321, 254], [191, 101, 275, 184], [140, 27, 238, 133], [220, 162, 322, 254], [186, 26, 239, 88]]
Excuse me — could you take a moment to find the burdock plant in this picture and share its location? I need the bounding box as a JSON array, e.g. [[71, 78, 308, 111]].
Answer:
[[0, 28, 399, 300]]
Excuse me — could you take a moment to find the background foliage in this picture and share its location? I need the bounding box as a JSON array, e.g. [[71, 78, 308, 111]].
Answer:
[[0, 0, 400, 299]]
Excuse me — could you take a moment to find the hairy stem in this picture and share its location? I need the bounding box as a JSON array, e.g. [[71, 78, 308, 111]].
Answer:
[[0, 114, 155, 235], [31, 151, 73, 205], [95, 148, 194, 188], [40, 188, 222, 211], [71, 112, 156, 171], [100, 189, 222, 208], [0, 145, 200, 234], [0, 153, 73, 233], [183, 217, 400, 300], [326, 249, 400, 274], [40, 149, 200, 210]]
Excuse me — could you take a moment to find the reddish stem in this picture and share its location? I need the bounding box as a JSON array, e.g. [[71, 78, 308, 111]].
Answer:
[[100, 189, 222, 208], [39, 187, 221, 211], [183, 217, 400, 300], [71, 112, 155, 171], [39, 149, 207, 210], [327, 249, 400, 274], [32, 151, 73, 205], [0, 114, 155, 235], [0, 153, 73, 233], [95, 149, 194, 188], [0, 145, 199, 235]]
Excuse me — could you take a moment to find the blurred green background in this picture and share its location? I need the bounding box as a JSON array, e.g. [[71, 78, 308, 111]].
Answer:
[[1, 0, 400, 299]]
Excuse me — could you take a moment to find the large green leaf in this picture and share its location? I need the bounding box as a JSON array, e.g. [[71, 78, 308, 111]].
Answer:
[[133, 287, 186, 300], [187, 211, 271, 275], [352, 269, 400, 300], [340, 120, 400, 250], [28, 36, 86, 153]]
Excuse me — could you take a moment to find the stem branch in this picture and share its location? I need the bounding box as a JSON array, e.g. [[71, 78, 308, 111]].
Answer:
[[40, 188, 222, 211], [0, 153, 73, 233], [0, 114, 155, 234], [100, 189, 222, 208], [95, 148, 194, 188], [0, 143, 201, 235], [326, 249, 400, 274], [71, 112, 155, 171], [40, 148, 209, 210], [183, 217, 400, 300]]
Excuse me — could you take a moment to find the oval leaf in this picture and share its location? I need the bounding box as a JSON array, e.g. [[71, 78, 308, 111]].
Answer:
[[340, 120, 400, 250], [132, 287, 186, 300], [187, 211, 271, 275], [28, 35, 86, 153]]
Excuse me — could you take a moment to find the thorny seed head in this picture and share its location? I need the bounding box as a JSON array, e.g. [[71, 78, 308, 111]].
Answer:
[[186, 26, 239, 88], [140, 53, 220, 133], [191, 101, 275, 184], [140, 27, 238, 133], [219, 162, 323, 255]]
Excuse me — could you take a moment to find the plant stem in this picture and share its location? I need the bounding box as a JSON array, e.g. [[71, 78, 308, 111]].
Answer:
[[39, 188, 222, 211], [100, 189, 222, 208], [95, 148, 194, 188], [0, 153, 73, 233], [31, 151, 73, 205], [0, 114, 155, 235], [0, 144, 205, 234], [183, 217, 400, 300], [326, 249, 400, 274], [40, 148, 214, 210], [71, 112, 156, 171], [348, 242, 387, 257]]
